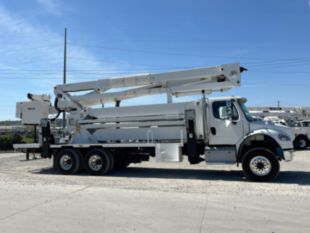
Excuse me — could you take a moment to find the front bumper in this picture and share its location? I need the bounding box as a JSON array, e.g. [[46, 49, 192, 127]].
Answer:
[[283, 149, 294, 161]]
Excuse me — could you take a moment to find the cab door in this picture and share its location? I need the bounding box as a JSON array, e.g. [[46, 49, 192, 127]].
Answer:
[[207, 100, 245, 145]]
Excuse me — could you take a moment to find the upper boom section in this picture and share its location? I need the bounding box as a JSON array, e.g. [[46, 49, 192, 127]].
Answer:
[[55, 63, 245, 111]]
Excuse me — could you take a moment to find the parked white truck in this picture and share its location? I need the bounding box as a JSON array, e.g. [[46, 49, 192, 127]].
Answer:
[[249, 108, 298, 127], [249, 107, 310, 150], [293, 120, 310, 149], [14, 63, 294, 181]]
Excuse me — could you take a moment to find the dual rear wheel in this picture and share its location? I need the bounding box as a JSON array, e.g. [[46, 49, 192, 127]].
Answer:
[[85, 148, 115, 175], [55, 148, 117, 175], [54, 149, 81, 175]]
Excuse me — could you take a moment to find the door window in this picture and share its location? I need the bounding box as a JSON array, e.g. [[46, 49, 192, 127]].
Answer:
[[212, 101, 239, 120], [302, 122, 310, 127]]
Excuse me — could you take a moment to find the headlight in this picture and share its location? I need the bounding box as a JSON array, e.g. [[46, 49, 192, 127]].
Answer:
[[278, 133, 291, 141]]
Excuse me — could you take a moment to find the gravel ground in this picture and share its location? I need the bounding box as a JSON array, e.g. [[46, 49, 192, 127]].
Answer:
[[0, 151, 309, 233]]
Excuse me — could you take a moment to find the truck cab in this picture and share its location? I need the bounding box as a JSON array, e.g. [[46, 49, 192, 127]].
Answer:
[[207, 97, 294, 153], [205, 96, 294, 181]]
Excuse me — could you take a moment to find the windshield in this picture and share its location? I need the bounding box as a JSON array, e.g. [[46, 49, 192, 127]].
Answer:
[[238, 99, 254, 122]]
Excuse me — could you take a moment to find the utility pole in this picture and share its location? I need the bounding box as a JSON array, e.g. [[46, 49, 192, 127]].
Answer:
[[62, 28, 67, 129]]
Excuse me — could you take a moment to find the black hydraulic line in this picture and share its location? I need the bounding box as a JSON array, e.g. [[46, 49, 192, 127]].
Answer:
[[50, 98, 62, 122]]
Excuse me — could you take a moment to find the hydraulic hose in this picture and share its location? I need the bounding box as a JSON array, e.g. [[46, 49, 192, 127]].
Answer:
[[50, 98, 62, 122]]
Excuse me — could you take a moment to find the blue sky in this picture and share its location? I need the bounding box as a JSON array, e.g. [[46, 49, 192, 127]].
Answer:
[[0, 0, 309, 120]]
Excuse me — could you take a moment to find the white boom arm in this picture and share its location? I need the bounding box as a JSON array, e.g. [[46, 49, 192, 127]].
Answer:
[[54, 63, 244, 111]]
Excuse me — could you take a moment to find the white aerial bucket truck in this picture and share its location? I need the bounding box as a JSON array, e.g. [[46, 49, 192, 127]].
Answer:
[[14, 63, 294, 181]]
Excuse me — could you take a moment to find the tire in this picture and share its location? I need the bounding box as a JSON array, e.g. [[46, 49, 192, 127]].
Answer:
[[55, 148, 81, 175], [84, 148, 111, 175], [294, 136, 309, 150], [105, 150, 115, 172], [242, 148, 280, 182]]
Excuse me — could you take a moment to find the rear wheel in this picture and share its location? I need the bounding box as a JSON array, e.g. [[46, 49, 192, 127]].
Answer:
[[242, 148, 279, 182], [294, 136, 309, 150], [55, 148, 81, 175], [105, 150, 115, 172], [84, 148, 111, 175]]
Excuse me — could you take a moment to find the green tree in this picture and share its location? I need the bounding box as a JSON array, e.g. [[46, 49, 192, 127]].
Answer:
[[0, 134, 23, 151]]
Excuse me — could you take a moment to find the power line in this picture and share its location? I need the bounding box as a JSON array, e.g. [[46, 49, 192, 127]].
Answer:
[[247, 59, 310, 67], [67, 56, 203, 69], [0, 44, 62, 54], [67, 42, 259, 60], [1, 52, 310, 78], [67, 52, 310, 68], [0, 68, 310, 77]]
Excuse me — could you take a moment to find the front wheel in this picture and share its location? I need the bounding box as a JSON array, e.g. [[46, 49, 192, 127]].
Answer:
[[242, 148, 280, 182], [294, 136, 309, 150]]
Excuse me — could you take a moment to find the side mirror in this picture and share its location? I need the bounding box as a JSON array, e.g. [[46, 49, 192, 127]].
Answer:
[[226, 100, 238, 124], [225, 100, 233, 120], [231, 115, 238, 124]]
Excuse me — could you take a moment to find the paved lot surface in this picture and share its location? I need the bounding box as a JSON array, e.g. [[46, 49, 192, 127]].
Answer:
[[0, 151, 309, 233]]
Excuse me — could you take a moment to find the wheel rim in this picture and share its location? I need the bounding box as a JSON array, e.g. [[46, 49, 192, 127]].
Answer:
[[249, 156, 272, 176], [299, 139, 307, 148], [88, 155, 103, 171], [59, 155, 73, 171]]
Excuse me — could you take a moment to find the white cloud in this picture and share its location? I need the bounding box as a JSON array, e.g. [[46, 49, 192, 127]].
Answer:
[[36, 0, 60, 16], [0, 4, 119, 120], [0, 4, 115, 79], [0, 4, 164, 120]]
